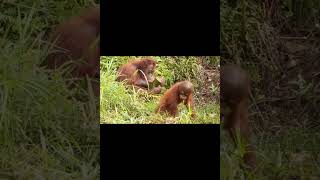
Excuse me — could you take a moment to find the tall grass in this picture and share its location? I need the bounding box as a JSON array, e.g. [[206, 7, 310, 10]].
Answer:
[[0, 1, 99, 179]]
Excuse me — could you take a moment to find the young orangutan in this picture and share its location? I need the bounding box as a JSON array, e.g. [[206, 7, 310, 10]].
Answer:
[[221, 64, 256, 170], [155, 80, 196, 118]]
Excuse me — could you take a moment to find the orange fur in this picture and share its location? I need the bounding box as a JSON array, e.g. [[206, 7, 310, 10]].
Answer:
[[156, 81, 195, 117], [117, 58, 164, 94], [46, 6, 100, 96]]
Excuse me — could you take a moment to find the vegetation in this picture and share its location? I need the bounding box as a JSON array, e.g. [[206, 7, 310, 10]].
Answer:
[[221, 0, 320, 179], [0, 1, 99, 179], [100, 56, 220, 124]]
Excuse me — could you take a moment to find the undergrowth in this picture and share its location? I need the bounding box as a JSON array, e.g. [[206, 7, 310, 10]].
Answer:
[[0, 1, 100, 179], [221, 0, 320, 179]]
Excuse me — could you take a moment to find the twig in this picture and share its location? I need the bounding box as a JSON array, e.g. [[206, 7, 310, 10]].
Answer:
[[249, 90, 267, 126], [280, 36, 308, 40]]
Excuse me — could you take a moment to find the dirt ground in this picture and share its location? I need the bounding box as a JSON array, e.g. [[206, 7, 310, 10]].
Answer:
[[197, 58, 220, 106]]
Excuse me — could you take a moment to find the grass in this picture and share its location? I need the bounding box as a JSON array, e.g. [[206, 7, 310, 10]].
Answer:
[[100, 56, 220, 124], [0, 1, 99, 179], [221, 126, 320, 180]]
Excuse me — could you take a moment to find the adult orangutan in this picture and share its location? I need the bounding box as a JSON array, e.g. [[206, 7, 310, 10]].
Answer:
[[116, 58, 165, 94], [46, 5, 100, 96]]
